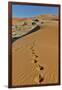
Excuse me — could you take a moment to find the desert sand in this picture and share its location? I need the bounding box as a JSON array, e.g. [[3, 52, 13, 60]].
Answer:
[[12, 15, 59, 86]]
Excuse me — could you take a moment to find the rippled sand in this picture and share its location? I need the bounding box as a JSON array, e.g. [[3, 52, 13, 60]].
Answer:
[[12, 21, 59, 86]]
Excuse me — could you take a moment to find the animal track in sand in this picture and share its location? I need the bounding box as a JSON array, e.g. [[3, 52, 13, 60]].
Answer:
[[30, 41, 44, 84]]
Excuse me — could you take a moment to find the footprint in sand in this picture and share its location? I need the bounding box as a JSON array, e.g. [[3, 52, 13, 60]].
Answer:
[[34, 74, 44, 84], [34, 59, 38, 63], [39, 74, 44, 83], [35, 55, 38, 58], [39, 65, 44, 70], [30, 41, 44, 83], [30, 42, 38, 64], [36, 64, 44, 72], [32, 52, 35, 54]]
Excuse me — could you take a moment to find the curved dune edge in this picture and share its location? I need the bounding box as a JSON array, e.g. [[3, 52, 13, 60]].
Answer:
[[12, 21, 59, 86]]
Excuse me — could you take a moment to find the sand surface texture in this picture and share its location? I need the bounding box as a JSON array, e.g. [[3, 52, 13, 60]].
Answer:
[[12, 15, 59, 86]]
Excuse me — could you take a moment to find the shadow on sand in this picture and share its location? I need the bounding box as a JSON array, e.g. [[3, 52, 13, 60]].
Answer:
[[12, 25, 40, 43]]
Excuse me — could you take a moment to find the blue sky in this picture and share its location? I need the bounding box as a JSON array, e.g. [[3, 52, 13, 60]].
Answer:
[[12, 4, 59, 18]]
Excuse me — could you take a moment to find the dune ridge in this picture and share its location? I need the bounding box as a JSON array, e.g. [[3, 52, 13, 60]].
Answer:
[[12, 14, 59, 86]]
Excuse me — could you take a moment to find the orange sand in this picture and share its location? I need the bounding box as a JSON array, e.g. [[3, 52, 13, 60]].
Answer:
[[12, 21, 59, 86]]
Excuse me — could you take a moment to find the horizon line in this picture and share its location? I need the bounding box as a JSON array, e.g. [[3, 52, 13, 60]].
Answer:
[[12, 13, 58, 18]]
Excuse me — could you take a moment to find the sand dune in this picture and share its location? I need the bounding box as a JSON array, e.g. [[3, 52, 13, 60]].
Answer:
[[12, 17, 59, 86], [12, 14, 59, 41], [34, 14, 59, 20]]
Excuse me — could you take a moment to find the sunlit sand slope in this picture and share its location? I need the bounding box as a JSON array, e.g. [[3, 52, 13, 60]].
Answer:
[[12, 19, 59, 86]]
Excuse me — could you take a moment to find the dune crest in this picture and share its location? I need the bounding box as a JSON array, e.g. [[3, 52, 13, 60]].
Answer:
[[12, 14, 59, 86]]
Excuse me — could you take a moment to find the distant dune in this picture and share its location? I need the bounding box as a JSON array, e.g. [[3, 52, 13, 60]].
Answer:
[[12, 14, 59, 24], [12, 14, 59, 41], [12, 17, 32, 24], [32, 14, 59, 21]]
